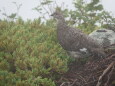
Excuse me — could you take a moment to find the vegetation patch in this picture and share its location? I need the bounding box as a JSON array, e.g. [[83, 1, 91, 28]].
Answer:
[[0, 19, 69, 86]]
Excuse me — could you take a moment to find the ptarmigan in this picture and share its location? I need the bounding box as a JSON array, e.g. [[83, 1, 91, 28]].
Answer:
[[51, 11, 106, 58]]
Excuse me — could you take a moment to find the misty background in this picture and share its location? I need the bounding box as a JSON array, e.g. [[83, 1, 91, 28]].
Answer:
[[0, 0, 115, 20]]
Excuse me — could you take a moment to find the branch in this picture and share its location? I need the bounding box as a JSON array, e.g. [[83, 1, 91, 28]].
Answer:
[[96, 62, 115, 86], [104, 66, 114, 86]]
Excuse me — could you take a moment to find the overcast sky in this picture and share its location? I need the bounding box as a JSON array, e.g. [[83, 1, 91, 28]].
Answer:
[[0, 0, 115, 20]]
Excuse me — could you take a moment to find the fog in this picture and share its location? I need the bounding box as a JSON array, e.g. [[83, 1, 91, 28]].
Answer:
[[0, 0, 115, 20]]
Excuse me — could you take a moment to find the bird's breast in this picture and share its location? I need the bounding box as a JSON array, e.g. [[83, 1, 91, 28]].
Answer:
[[57, 29, 75, 50]]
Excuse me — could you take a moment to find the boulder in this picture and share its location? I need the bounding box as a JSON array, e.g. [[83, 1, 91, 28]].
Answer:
[[89, 29, 115, 47]]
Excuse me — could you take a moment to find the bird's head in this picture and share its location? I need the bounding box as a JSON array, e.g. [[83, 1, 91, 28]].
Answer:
[[51, 11, 64, 21]]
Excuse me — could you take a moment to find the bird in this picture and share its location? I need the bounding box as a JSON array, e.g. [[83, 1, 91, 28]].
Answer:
[[51, 11, 106, 58]]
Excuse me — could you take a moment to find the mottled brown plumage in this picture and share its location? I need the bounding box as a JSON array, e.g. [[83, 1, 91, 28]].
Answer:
[[51, 11, 106, 58]]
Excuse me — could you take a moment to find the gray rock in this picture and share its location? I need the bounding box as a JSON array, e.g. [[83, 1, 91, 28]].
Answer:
[[89, 29, 115, 47]]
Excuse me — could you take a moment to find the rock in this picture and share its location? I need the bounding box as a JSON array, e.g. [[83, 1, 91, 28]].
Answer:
[[89, 29, 115, 47]]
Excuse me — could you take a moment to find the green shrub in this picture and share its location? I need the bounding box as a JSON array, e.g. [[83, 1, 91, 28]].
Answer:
[[0, 19, 69, 86]]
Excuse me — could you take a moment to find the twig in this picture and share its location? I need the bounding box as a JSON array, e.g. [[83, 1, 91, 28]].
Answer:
[[109, 54, 115, 58], [79, 75, 87, 83], [60, 82, 66, 86], [60, 82, 71, 86], [70, 79, 81, 86], [104, 66, 115, 86], [84, 80, 97, 85], [96, 62, 115, 86], [70, 79, 78, 86]]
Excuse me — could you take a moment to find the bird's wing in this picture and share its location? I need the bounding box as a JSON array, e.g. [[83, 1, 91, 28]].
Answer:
[[66, 26, 86, 43], [66, 26, 100, 49]]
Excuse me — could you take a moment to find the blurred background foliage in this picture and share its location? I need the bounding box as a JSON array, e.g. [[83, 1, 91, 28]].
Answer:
[[0, 0, 115, 86], [32, 0, 115, 33]]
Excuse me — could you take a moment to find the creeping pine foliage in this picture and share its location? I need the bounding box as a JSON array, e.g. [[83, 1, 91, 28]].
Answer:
[[0, 18, 69, 86]]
